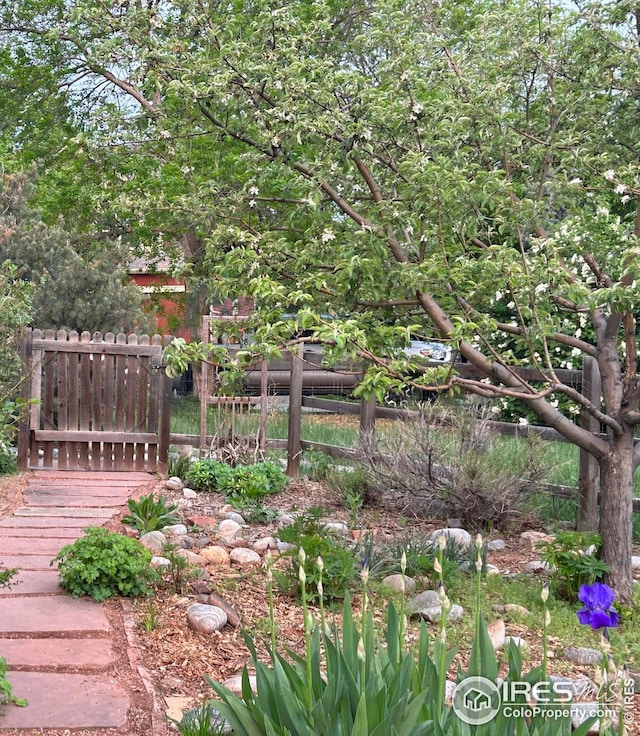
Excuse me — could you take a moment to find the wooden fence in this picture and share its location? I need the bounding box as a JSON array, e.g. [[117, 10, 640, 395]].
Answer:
[[170, 351, 640, 530]]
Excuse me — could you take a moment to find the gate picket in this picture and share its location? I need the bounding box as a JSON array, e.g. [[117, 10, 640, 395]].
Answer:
[[17, 328, 171, 472]]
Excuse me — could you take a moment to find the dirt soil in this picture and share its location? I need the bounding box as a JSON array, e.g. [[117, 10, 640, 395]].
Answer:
[[1, 472, 639, 735]]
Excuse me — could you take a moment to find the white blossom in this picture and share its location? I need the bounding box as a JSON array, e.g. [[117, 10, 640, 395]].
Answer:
[[615, 184, 627, 195], [249, 186, 259, 196], [603, 169, 616, 181], [321, 229, 336, 243]]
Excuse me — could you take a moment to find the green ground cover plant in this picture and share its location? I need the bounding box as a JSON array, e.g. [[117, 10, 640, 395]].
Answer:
[[186, 459, 287, 504], [53, 527, 157, 601], [0, 566, 26, 715]]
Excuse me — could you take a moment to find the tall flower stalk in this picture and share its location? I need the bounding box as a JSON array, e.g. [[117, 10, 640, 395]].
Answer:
[[298, 546, 314, 718]]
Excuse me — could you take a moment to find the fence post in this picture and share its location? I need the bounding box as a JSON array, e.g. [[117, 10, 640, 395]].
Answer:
[[359, 394, 376, 452], [577, 356, 601, 531], [17, 327, 32, 471], [258, 359, 268, 451], [287, 343, 304, 477]]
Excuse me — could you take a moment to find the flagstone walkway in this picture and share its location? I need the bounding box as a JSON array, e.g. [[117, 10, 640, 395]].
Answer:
[[0, 470, 163, 734]]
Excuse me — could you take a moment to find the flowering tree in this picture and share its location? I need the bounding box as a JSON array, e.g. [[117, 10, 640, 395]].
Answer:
[[2, 0, 640, 601]]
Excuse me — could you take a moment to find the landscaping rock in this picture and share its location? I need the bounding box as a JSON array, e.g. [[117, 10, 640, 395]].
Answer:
[[276, 540, 295, 552], [563, 647, 602, 666], [207, 592, 241, 628], [323, 521, 350, 537], [524, 560, 551, 573], [632, 556, 640, 571], [548, 675, 596, 699], [201, 546, 231, 567], [150, 555, 171, 568], [229, 548, 262, 568], [216, 519, 243, 541], [224, 512, 246, 525], [139, 530, 167, 553], [182, 488, 198, 499], [227, 538, 251, 549], [430, 528, 472, 548], [222, 674, 257, 695], [278, 514, 296, 527], [504, 636, 529, 652], [192, 579, 213, 595], [485, 564, 500, 575], [570, 702, 603, 734], [487, 619, 506, 650], [381, 574, 416, 594], [491, 604, 530, 617], [413, 604, 465, 624], [187, 603, 227, 633], [166, 476, 184, 491], [406, 590, 441, 614], [487, 539, 506, 552], [520, 530, 554, 548], [161, 523, 188, 537], [187, 515, 217, 530], [252, 536, 278, 554], [175, 549, 208, 566]]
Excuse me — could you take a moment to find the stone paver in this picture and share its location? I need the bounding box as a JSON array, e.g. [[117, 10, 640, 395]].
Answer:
[[0, 672, 129, 729], [0, 536, 70, 556], [0, 569, 62, 595], [0, 515, 108, 528], [0, 469, 156, 733], [0, 595, 111, 634], [22, 493, 130, 507], [0, 554, 58, 570], [13, 506, 118, 517], [0, 525, 83, 538], [0, 637, 115, 669]]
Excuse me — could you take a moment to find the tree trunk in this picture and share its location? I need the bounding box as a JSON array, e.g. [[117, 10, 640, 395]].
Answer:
[[599, 432, 634, 606]]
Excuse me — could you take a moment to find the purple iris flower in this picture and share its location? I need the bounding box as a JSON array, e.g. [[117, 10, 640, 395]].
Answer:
[[576, 582, 619, 629]]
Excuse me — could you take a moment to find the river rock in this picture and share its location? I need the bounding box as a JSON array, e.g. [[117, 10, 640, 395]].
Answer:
[[430, 528, 472, 549], [166, 476, 184, 491], [201, 546, 231, 566], [323, 521, 350, 537], [563, 647, 602, 666], [162, 523, 188, 537], [222, 674, 257, 695], [150, 555, 171, 568], [504, 636, 529, 653], [548, 675, 596, 699], [175, 548, 208, 566], [253, 536, 278, 554], [487, 619, 506, 650], [186, 603, 227, 633], [492, 604, 530, 617], [139, 530, 167, 553], [207, 592, 241, 628], [183, 488, 198, 499], [216, 519, 243, 541], [487, 539, 506, 552], [413, 604, 465, 624], [229, 547, 262, 568], [224, 511, 246, 525], [632, 556, 640, 570], [520, 530, 554, 548], [381, 574, 416, 594], [407, 590, 441, 614], [570, 702, 603, 734]]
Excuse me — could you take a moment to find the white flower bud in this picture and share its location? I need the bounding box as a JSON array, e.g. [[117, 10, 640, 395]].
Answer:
[[434, 557, 442, 575], [299, 547, 306, 566]]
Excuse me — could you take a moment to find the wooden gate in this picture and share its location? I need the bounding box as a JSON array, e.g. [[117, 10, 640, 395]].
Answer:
[[17, 328, 172, 472]]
